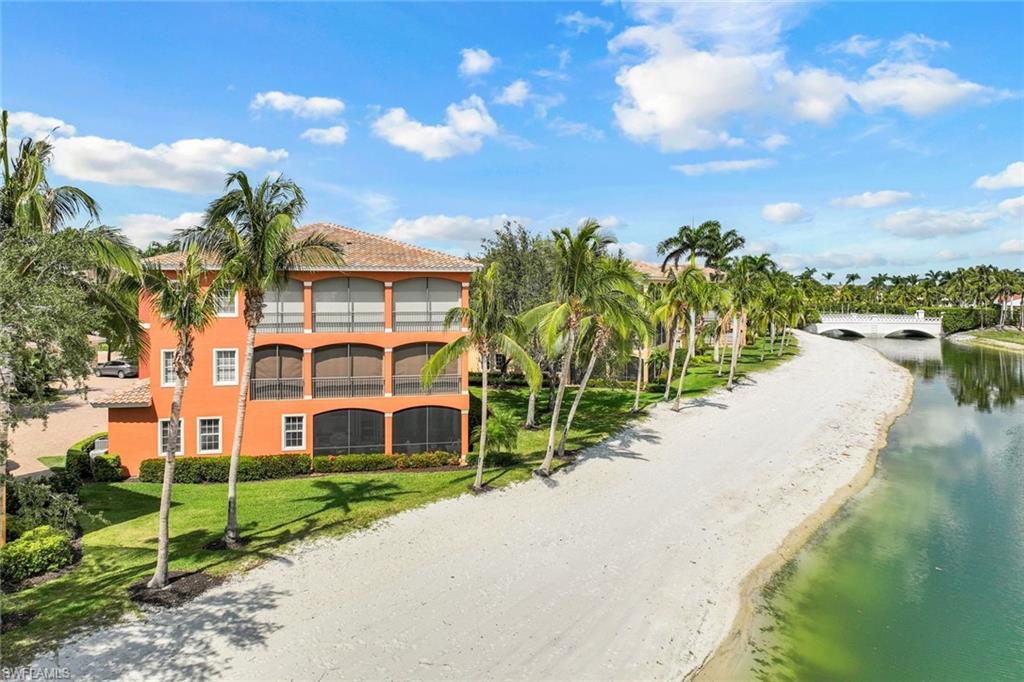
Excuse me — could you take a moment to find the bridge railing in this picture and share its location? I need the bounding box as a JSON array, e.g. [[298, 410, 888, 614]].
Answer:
[[818, 312, 943, 324]]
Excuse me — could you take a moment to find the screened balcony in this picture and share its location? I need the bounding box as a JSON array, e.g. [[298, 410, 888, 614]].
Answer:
[[392, 406, 461, 454], [313, 344, 384, 399], [392, 343, 460, 396], [313, 409, 384, 455], [250, 345, 304, 400], [257, 279, 304, 333], [312, 277, 385, 332], [392, 277, 462, 332]]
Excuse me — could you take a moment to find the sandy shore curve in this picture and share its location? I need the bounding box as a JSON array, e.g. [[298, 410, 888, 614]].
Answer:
[[36, 331, 913, 681]]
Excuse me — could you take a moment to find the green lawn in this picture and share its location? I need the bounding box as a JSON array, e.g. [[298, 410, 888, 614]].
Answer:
[[38, 455, 66, 471], [971, 328, 1024, 347], [3, 336, 796, 665]]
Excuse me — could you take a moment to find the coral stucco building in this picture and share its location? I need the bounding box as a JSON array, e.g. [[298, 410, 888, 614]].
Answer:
[[94, 224, 477, 475]]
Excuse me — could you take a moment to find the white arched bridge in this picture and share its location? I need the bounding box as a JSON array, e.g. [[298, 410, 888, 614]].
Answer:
[[807, 311, 943, 338]]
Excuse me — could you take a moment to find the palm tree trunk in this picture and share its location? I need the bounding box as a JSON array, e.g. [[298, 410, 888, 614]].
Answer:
[[718, 330, 728, 375], [662, 321, 678, 401], [673, 309, 696, 411], [473, 356, 488, 489], [525, 390, 537, 428], [778, 325, 788, 356], [149, 374, 184, 589], [632, 355, 643, 412], [0, 345, 12, 548], [727, 313, 741, 389], [769, 321, 776, 353], [224, 323, 256, 547], [538, 331, 573, 476], [557, 335, 603, 458]]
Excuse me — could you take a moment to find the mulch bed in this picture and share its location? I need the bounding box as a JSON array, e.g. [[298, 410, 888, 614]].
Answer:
[[127, 571, 226, 609]]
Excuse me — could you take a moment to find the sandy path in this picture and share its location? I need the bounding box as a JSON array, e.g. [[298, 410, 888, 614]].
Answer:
[[37, 332, 911, 681], [8, 375, 121, 477]]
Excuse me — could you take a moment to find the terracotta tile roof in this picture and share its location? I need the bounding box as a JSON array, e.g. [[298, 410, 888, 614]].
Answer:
[[145, 223, 480, 272], [91, 381, 152, 409], [632, 260, 716, 283]]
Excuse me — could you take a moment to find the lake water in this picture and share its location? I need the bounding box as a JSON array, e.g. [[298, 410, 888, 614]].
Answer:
[[741, 338, 1024, 681]]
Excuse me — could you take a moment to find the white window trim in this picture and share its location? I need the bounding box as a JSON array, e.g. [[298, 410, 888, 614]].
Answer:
[[281, 414, 306, 451], [215, 291, 239, 317], [157, 418, 185, 456], [196, 416, 223, 455], [160, 349, 176, 388], [212, 348, 239, 386]]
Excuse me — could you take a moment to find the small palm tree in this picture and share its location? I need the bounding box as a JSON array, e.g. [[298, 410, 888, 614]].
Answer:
[[723, 258, 764, 390], [181, 171, 344, 547], [631, 285, 656, 412], [142, 248, 221, 588], [422, 263, 540, 491], [653, 274, 686, 400], [672, 269, 721, 410]]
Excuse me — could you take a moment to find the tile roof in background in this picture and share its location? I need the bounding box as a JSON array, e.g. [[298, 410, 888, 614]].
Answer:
[[90, 381, 152, 409]]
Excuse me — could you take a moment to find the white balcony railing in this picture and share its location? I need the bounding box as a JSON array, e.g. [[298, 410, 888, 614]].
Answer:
[[392, 311, 453, 332], [312, 311, 386, 333], [392, 373, 461, 396], [313, 376, 385, 399], [256, 313, 305, 334], [249, 377, 304, 400]]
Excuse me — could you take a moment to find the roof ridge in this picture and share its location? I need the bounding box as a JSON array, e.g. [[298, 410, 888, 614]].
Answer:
[[300, 221, 478, 266]]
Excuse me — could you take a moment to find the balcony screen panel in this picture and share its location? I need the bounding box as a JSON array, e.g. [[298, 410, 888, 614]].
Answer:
[[428, 278, 461, 316], [393, 407, 428, 451], [350, 278, 384, 313], [314, 345, 349, 377], [278, 279, 304, 315], [279, 346, 303, 378], [427, 407, 460, 446], [313, 410, 351, 454], [313, 278, 348, 314], [351, 409, 384, 452], [428, 342, 458, 374], [350, 345, 382, 375], [394, 278, 428, 313], [393, 344, 426, 375], [254, 347, 279, 379]]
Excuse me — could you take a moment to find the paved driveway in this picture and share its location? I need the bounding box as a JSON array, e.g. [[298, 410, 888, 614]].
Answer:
[[7, 375, 122, 477]]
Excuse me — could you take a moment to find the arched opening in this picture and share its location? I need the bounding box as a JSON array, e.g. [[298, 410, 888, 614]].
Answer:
[[313, 344, 384, 398], [821, 328, 866, 339], [251, 345, 304, 400], [392, 342, 460, 395], [392, 277, 462, 331], [884, 329, 936, 339], [313, 409, 384, 455], [312, 277, 385, 332], [393, 406, 461, 455], [258, 278, 304, 333]]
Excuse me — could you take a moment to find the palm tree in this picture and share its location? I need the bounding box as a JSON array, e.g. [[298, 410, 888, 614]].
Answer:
[[723, 257, 763, 390], [657, 220, 718, 270], [631, 285, 657, 412], [525, 219, 629, 477], [142, 248, 221, 588], [421, 263, 540, 490], [701, 222, 746, 272], [652, 274, 685, 400], [181, 171, 344, 548], [672, 268, 720, 410], [555, 255, 641, 458]]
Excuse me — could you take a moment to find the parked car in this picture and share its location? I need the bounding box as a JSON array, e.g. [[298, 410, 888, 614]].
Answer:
[[95, 360, 138, 378]]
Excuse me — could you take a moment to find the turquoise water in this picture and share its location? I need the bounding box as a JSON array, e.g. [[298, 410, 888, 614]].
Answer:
[[744, 339, 1024, 681]]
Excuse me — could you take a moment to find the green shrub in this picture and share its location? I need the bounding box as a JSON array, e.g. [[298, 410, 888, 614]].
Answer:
[[0, 525, 74, 584], [90, 454, 128, 482], [398, 452, 460, 469], [65, 432, 107, 480], [6, 479, 84, 539], [138, 454, 311, 483], [312, 451, 460, 473], [466, 450, 522, 467], [472, 410, 519, 455], [41, 470, 82, 496]]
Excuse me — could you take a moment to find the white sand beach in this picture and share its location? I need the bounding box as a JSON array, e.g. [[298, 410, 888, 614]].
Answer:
[[37, 331, 913, 681]]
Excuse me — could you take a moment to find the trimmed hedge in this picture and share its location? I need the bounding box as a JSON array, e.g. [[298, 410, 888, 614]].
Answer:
[[138, 454, 311, 484], [0, 525, 74, 584], [65, 432, 106, 480], [91, 454, 128, 482], [466, 451, 522, 467], [313, 451, 460, 473]]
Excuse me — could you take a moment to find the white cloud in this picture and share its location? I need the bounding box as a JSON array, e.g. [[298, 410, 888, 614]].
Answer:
[[495, 80, 530, 106], [371, 95, 498, 160], [250, 91, 345, 118], [618, 241, 650, 260], [671, 158, 775, 176], [51, 136, 288, 193], [996, 239, 1024, 254], [832, 190, 913, 208], [8, 111, 76, 138], [118, 211, 204, 247], [777, 250, 891, 271], [300, 125, 348, 145], [387, 213, 517, 243], [876, 207, 999, 238], [828, 35, 881, 57], [549, 117, 605, 140], [760, 133, 790, 150], [974, 161, 1024, 190], [850, 61, 996, 116], [558, 11, 613, 35], [459, 48, 496, 77], [762, 202, 808, 224], [776, 67, 851, 124], [743, 240, 780, 255], [889, 33, 950, 60], [998, 195, 1024, 217]]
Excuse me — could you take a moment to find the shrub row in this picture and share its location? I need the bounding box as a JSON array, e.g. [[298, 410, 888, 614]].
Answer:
[[313, 451, 460, 473], [65, 432, 107, 480], [138, 453, 311, 484], [466, 451, 522, 467], [0, 525, 74, 584]]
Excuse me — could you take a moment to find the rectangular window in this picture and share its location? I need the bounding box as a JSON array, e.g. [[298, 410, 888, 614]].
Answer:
[[158, 419, 184, 456], [161, 350, 176, 387], [215, 292, 237, 317], [197, 417, 222, 454], [282, 414, 305, 450], [213, 349, 238, 385]]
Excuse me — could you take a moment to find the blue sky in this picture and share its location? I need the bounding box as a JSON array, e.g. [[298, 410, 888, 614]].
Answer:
[[4, 1, 1022, 275]]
